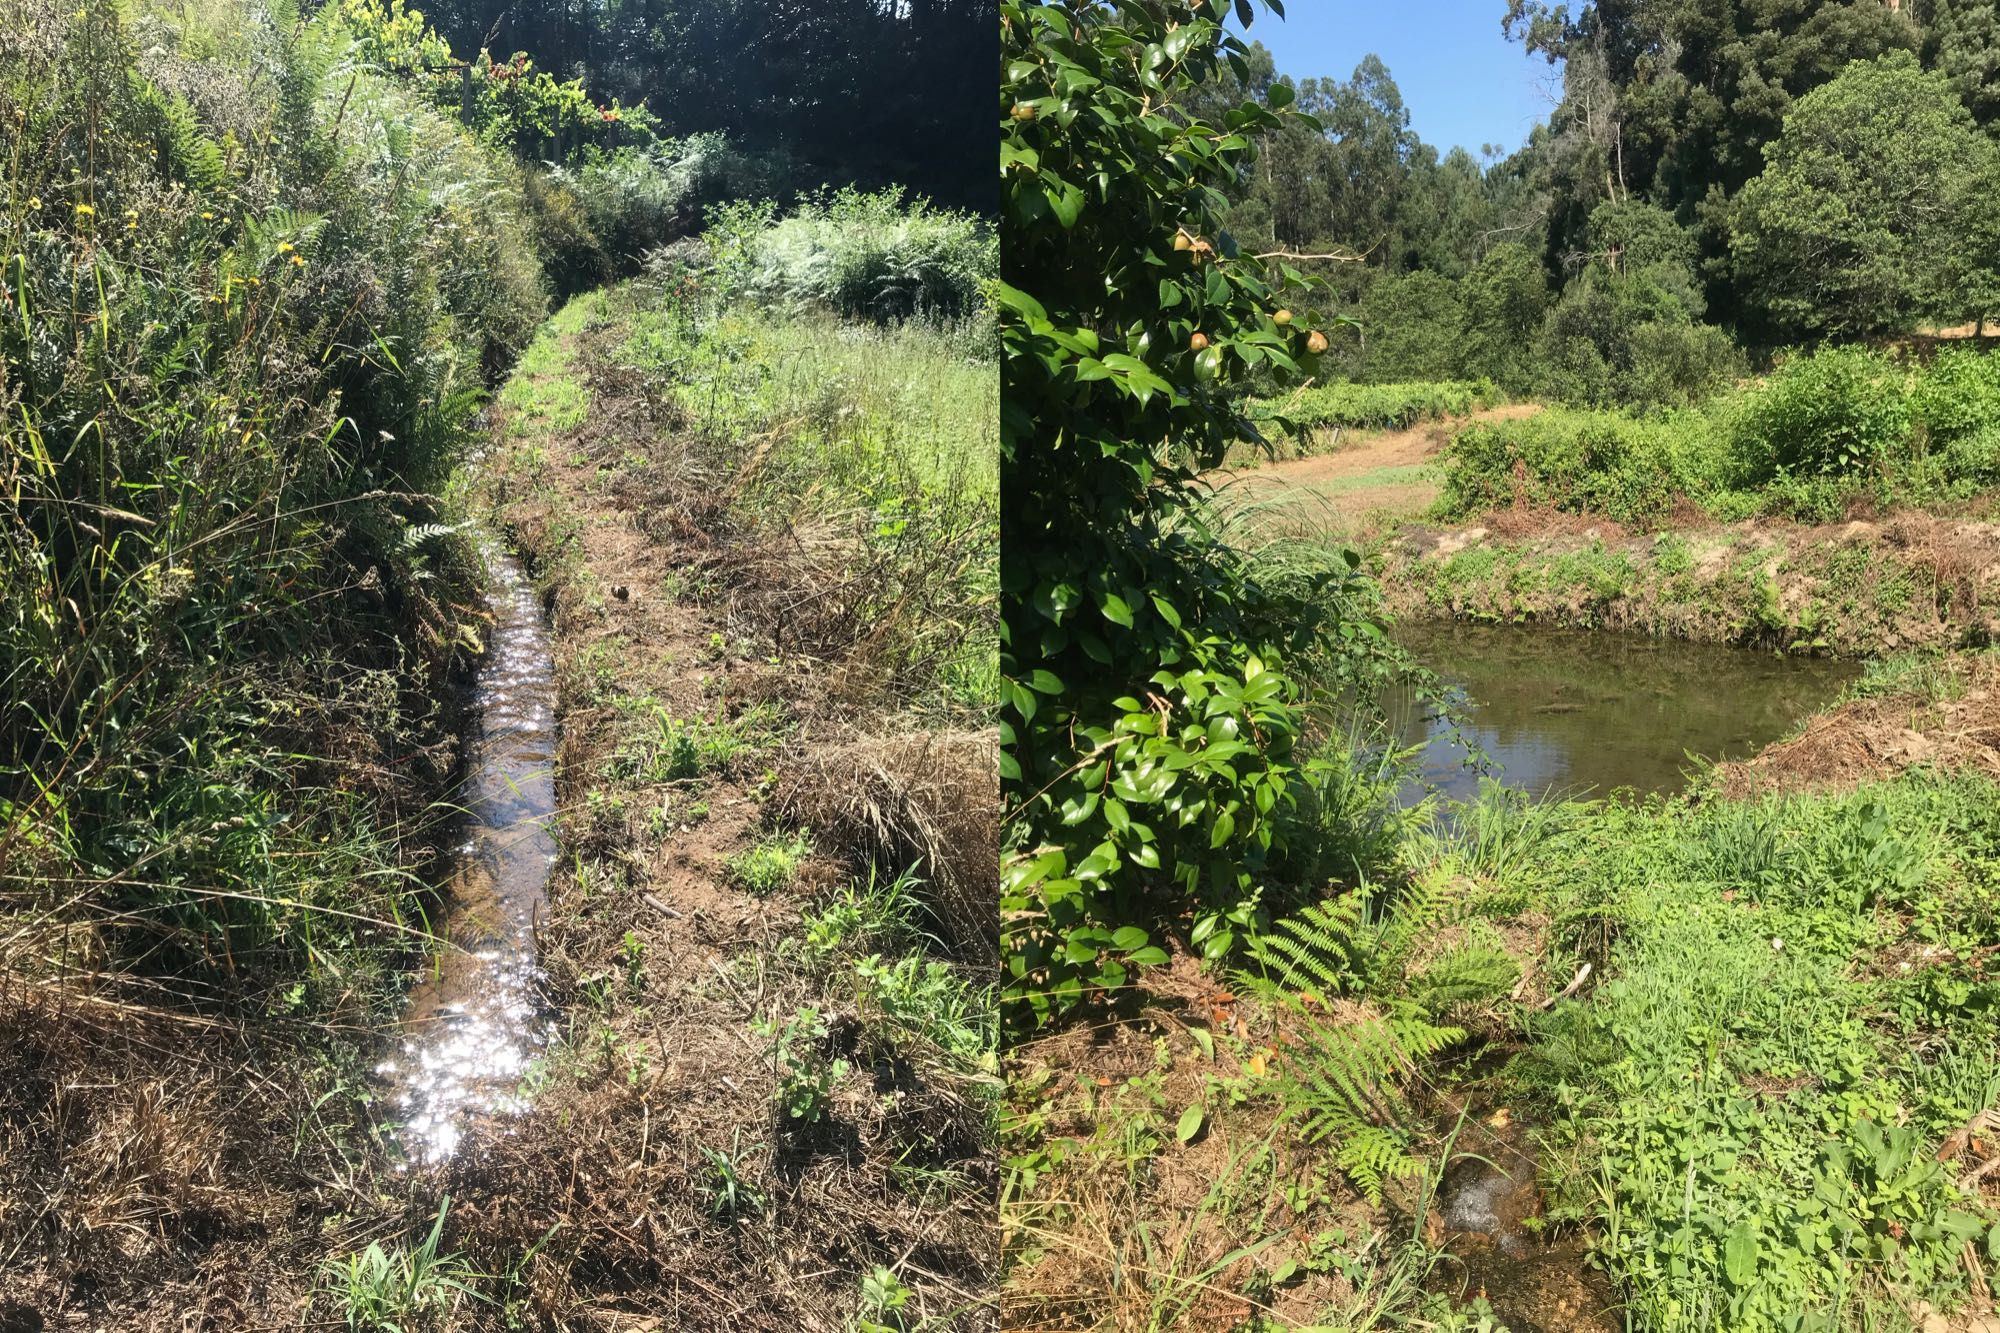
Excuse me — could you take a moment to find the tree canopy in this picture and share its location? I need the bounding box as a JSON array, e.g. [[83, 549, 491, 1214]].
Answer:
[[1732, 51, 2000, 339], [406, 0, 991, 210]]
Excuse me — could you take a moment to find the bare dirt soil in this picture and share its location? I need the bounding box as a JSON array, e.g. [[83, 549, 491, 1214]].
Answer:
[[1717, 654, 2000, 797], [1212, 405, 1541, 533]]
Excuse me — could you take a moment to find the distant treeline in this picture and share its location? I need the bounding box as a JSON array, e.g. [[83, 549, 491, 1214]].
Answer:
[[1216, 2, 2000, 408]]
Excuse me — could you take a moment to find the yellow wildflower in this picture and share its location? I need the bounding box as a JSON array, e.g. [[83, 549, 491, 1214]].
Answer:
[[26, 197, 40, 210], [276, 242, 294, 254], [289, 254, 304, 267], [201, 211, 214, 220], [73, 203, 93, 217]]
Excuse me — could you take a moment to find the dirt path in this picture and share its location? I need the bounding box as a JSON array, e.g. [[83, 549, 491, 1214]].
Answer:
[[1211, 403, 1539, 533], [453, 294, 997, 1329]]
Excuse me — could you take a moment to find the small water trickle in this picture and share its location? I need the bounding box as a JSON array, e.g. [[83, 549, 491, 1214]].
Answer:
[[377, 548, 557, 1167], [1432, 1106, 1622, 1331]]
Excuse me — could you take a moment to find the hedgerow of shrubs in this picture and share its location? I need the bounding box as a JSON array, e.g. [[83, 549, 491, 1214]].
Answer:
[[1251, 378, 1495, 445], [1434, 343, 2000, 526]]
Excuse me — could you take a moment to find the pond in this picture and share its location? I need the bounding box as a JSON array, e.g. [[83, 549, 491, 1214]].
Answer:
[[1385, 622, 1862, 801]]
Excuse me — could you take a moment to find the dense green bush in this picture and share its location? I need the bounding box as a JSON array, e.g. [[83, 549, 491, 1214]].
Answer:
[[338, 0, 658, 160], [1437, 408, 1719, 524], [1730, 346, 1911, 478], [1535, 262, 1742, 411], [708, 187, 994, 322], [1350, 269, 1467, 382], [548, 133, 794, 289], [1911, 344, 2000, 447], [1458, 241, 1551, 392], [0, 0, 541, 988], [1331, 225, 1740, 411], [1002, 0, 1415, 1030]]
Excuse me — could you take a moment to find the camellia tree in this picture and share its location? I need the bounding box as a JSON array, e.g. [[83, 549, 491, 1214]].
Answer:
[[1000, 0, 1390, 1028]]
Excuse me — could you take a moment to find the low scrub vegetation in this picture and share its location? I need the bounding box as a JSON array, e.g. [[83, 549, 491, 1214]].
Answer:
[[1529, 775, 2000, 1329], [1436, 345, 2000, 527], [1004, 752, 2000, 1331], [1251, 378, 1496, 448], [0, 0, 551, 1314], [706, 185, 996, 323]]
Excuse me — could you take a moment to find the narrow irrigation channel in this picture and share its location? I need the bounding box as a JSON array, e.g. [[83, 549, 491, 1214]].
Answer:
[[376, 547, 558, 1165]]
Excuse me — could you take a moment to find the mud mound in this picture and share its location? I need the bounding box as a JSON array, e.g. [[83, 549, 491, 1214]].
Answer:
[[1718, 657, 2000, 797], [1481, 506, 1627, 542]]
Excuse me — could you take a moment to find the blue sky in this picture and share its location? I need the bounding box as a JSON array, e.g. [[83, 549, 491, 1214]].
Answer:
[[1240, 2, 1557, 159]]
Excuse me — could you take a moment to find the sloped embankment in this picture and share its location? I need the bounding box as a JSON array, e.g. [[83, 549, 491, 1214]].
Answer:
[[1718, 652, 2000, 797], [1377, 513, 2000, 656]]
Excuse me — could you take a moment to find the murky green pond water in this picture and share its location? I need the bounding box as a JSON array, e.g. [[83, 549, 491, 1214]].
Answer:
[[1387, 622, 1862, 801]]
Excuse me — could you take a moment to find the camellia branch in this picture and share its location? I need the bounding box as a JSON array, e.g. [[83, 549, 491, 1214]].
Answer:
[[1252, 247, 1369, 262]]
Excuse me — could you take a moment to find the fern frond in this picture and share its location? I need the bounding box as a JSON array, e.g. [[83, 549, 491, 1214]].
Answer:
[[1267, 993, 1464, 1204], [1335, 1125, 1426, 1208], [1408, 943, 1521, 1016], [128, 73, 226, 192], [1237, 892, 1371, 1004], [399, 521, 464, 549]]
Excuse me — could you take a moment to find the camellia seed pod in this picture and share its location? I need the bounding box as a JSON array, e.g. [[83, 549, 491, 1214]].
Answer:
[[1307, 330, 1329, 354], [1273, 309, 1292, 325], [1011, 102, 1037, 121], [1173, 231, 1193, 251], [1189, 331, 1209, 352]]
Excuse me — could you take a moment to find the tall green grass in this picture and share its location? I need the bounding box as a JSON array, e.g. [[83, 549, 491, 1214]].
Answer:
[[0, 0, 544, 1002], [612, 214, 997, 713]]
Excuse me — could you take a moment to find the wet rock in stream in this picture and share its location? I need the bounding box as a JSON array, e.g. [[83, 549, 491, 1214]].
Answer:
[[1431, 1112, 1622, 1332]]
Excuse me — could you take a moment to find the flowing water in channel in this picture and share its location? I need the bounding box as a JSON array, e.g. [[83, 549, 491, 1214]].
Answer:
[[1386, 621, 1863, 801], [377, 550, 557, 1165]]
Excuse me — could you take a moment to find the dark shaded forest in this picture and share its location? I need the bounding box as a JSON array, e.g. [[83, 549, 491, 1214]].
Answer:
[[410, 0, 993, 211]]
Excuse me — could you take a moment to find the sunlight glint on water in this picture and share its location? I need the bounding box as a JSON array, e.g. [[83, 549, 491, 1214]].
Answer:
[[375, 548, 557, 1167]]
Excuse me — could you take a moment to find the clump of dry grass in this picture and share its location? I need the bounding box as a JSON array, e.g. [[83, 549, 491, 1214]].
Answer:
[[0, 982, 384, 1328], [775, 730, 998, 960]]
